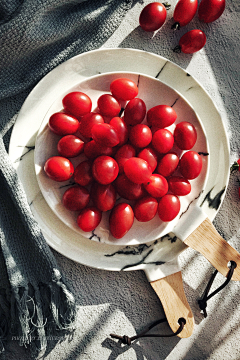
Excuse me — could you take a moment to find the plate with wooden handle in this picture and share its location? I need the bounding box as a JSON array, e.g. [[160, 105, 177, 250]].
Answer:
[[34, 70, 210, 337], [9, 49, 233, 339]]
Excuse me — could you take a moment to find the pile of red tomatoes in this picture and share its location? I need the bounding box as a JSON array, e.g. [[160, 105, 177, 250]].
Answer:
[[44, 78, 202, 239]]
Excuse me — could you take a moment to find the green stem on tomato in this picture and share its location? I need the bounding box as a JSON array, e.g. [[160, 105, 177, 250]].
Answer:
[[230, 161, 240, 173], [171, 22, 180, 30], [162, 2, 171, 10], [173, 45, 181, 53]]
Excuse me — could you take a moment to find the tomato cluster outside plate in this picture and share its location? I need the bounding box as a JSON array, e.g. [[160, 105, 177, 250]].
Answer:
[[35, 72, 209, 245]]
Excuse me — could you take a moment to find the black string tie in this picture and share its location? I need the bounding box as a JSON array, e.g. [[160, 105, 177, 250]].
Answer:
[[110, 317, 186, 345], [198, 260, 237, 318]]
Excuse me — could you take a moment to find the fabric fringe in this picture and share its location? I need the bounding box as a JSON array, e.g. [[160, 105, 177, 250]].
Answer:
[[0, 274, 76, 359]]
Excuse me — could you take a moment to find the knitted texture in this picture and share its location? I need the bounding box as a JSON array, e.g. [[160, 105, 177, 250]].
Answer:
[[0, 0, 132, 358]]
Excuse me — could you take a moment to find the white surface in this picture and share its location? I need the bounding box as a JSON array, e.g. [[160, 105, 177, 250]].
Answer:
[[7, 1, 240, 359]]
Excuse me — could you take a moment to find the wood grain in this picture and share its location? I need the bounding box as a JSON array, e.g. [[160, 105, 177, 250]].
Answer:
[[184, 217, 240, 280], [151, 271, 194, 338]]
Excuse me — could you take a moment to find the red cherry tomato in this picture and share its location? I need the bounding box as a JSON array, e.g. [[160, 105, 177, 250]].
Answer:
[[174, 121, 197, 150], [198, 0, 225, 23], [175, 29, 207, 54], [114, 173, 145, 201], [179, 151, 202, 179], [129, 124, 152, 148], [84, 140, 113, 159], [44, 156, 74, 182], [123, 98, 147, 125], [62, 92, 92, 118], [172, 0, 198, 30], [91, 183, 116, 212], [110, 78, 138, 101], [91, 123, 119, 147], [62, 185, 90, 211], [144, 174, 168, 198], [114, 144, 136, 173], [57, 135, 84, 158], [109, 203, 134, 239], [156, 153, 179, 177], [168, 176, 191, 196], [92, 155, 119, 185], [152, 129, 174, 154], [78, 112, 104, 138], [109, 117, 129, 146], [147, 105, 177, 129], [73, 160, 93, 186], [77, 206, 102, 232], [158, 194, 180, 221], [124, 157, 152, 184], [97, 94, 121, 117], [138, 146, 158, 172], [48, 112, 79, 136], [134, 196, 158, 222], [139, 2, 167, 32]]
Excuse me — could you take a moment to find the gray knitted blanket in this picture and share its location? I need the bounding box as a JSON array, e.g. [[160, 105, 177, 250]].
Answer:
[[0, 0, 132, 358]]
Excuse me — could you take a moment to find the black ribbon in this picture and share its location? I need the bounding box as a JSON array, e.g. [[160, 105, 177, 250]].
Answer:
[[110, 317, 186, 345], [198, 261, 237, 318]]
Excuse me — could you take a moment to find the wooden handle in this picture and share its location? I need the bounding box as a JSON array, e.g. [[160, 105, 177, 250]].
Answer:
[[184, 217, 240, 280], [150, 271, 194, 338]]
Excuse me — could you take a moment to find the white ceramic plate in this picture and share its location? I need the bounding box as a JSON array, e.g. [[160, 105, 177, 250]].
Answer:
[[34, 71, 209, 245], [9, 48, 229, 271]]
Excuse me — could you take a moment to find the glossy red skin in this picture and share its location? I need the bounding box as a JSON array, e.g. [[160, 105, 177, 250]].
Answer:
[[77, 206, 102, 232], [138, 146, 158, 172], [114, 144, 136, 173], [158, 194, 180, 221], [198, 0, 225, 23], [78, 112, 104, 138], [44, 156, 74, 182], [173, 0, 198, 27], [48, 112, 79, 135], [147, 105, 177, 128], [91, 183, 116, 212], [57, 135, 84, 158], [179, 151, 202, 179], [144, 174, 168, 198], [124, 157, 152, 184], [97, 94, 121, 117], [168, 176, 191, 196], [129, 124, 152, 148], [109, 117, 129, 146], [62, 92, 92, 118], [109, 203, 134, 239], [110, 78, 138, 101], [134, 196, 158, 222], [179, 30, 207, 54], [174, 121, 197, 150], [74, 160, 93, 186], [92, 155, 119, 185], [123, 98, 146, 125], [152, 129, 174, 154], [114, 173, 145, 200], [156, 153, 179, 177], [84, 140, 113, 159], [62, 185, 90, 211], [91, 123, 119, 147], [139, 2, 167, 32]]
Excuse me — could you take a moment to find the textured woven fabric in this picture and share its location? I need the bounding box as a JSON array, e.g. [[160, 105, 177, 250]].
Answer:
[[0, 0, 132, 358]]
